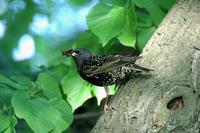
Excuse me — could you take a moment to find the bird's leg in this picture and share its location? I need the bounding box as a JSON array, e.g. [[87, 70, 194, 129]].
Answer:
[[104, 86, 110, 112]]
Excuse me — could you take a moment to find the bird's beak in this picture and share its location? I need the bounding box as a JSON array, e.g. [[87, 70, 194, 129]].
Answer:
[[62, 49, 73, 57]]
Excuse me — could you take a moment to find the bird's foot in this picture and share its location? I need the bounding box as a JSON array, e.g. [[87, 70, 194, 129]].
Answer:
[[104, 104, 109, 113], [103, 104, 115, 113]]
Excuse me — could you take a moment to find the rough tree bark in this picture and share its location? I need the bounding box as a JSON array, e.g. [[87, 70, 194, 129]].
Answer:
[[90, 0, 200, 133]]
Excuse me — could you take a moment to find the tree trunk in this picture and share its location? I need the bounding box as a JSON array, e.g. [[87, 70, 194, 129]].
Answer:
[[90, 0, 200, 132]]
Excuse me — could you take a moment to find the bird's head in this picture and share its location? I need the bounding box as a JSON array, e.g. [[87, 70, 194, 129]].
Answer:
[[62, 48, 93, 71]]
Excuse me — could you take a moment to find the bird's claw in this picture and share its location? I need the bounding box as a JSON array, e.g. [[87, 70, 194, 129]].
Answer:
[[103, 104, 115, 113], [104, 104, 109, 113]]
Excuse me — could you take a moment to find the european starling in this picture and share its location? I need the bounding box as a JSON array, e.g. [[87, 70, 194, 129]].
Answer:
[[62, 48, 151, 112]]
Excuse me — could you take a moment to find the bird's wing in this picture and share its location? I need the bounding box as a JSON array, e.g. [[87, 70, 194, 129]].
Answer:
[[82, 55, 141, 76]]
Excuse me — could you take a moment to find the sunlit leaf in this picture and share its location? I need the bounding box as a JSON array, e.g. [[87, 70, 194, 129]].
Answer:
[[108, 85, 117, 95], [36, 72, 62, 99], [118, 4, 137, 47], [92, 85, 116, 105], [0, 110, 17, 133], [10, 76, 33, 90], [87, 2, 126, 45], [12, 91, 72, 133], [61, 66, 93, 111], [92, 86, 106, 106]]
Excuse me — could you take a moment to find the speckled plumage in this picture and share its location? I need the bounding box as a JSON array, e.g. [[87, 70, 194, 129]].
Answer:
[[62, 48, 151, 87]]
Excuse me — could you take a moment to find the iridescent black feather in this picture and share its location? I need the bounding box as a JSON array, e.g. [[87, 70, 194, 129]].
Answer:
[[62, 48, 152, 87]]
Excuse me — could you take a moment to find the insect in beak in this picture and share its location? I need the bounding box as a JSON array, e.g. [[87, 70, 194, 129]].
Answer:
[[62, 49, 79, 57], [62, 49, 74, 57]]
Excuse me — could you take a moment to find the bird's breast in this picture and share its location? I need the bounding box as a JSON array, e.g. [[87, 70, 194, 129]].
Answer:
[[80, 71, 118, 86]]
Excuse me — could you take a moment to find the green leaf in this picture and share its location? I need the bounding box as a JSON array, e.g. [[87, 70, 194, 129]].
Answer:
[[100, 0, 127, 6], [73, 30, 103, 54], [136, 26, 156, 51], [92, 85, 117, 105], [0, 76, 32, 114], [107, 85, 118, 95], [134, 0, 165, 26], [36, 72, 62, 99], [68, 0, 91, 6], [3, 118, 17, 133], [12, 91, 72, 133], [61, 66, 93, 111], [10, 76, 33, 90], [0, 74, 20, 89], [136, 11, 153, 28], [87, 2, 126, 45], [0, 84, 15, 108], [0, 110, 17, 133], [152, 0, 176, 10], [50, 63, 69, 82], [92, 86, 106, 105], [118, 4, 137, 47], [53, 100, 73, 126]]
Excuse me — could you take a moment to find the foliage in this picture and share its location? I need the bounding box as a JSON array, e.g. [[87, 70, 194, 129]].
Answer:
[[0, 0, 175, 132], [0, 72, 73, 132]]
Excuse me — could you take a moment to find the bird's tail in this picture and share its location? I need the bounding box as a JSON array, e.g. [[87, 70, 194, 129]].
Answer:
[[133, 64, 154, 72]]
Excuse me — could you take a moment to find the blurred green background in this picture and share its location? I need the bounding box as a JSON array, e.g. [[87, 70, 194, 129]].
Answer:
[[0, 0, 175, 133], [0, 0, 98, 76]]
